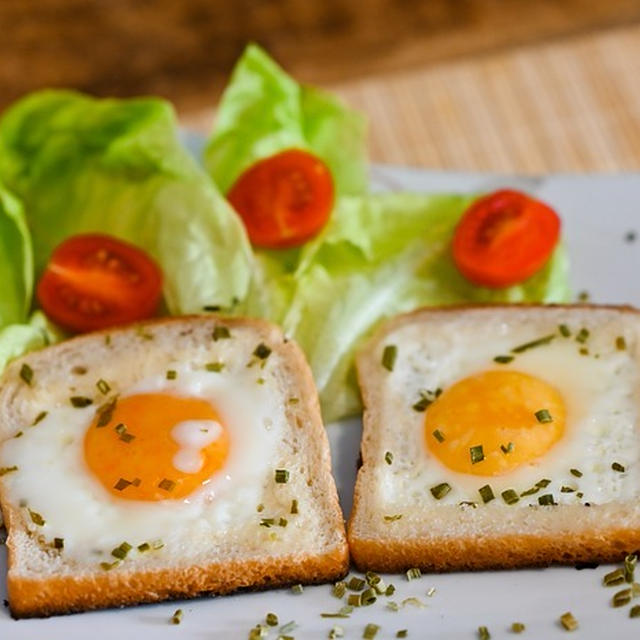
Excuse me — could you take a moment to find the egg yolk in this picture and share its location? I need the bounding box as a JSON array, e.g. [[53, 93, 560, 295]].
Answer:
[[424, 370, 565, 476], [84, 393, 230, 501]]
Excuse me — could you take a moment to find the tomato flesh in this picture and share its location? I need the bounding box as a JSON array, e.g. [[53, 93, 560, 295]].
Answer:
[[452, 189, 561, 288], [227, 149, 334, 248], [37, 234, 163, 333]]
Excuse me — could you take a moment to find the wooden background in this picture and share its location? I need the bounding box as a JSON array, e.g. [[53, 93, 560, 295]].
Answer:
[[3, 0, 640, 172]]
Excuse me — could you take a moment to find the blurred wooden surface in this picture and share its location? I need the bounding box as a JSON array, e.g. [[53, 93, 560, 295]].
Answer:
[[3, 0, 640, 172]]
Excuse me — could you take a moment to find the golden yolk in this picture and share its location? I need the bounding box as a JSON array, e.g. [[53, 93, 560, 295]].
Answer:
[[84, 393, 229, 501], [424, 370, 565, 476]]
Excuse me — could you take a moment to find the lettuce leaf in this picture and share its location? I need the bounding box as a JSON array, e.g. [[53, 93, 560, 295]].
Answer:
[[205, 44, 367, 197], [0, 90, 253, 314], [0, 181, 33, 327]]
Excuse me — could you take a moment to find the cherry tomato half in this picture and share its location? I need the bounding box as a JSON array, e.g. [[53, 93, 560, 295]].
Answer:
[[227, 149, 334, 249], [37, 234, 163, 333], [452, 189, 561, 288]]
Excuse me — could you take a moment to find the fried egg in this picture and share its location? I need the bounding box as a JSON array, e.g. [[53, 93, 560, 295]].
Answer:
[[374, 307, 640, 509]]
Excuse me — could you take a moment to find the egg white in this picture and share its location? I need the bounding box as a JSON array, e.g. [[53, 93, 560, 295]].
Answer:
[[375, 312, 640, 509], [0, 365, 285, 563]]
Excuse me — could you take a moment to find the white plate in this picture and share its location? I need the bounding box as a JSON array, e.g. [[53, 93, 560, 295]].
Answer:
[[2, 167, 639, 639]]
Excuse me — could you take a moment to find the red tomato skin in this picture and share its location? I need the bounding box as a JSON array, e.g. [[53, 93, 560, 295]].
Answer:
[[452, 189, 561, 288], [37, 234, 163, 333], [227, 149, 334, 249]]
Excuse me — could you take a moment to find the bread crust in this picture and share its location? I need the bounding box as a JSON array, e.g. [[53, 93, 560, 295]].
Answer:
[[349, 303, 640, 572], [0, 315, 348, 617]]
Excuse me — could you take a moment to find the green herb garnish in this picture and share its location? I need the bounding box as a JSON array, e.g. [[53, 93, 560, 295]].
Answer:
[[114, 477, 132, 491], [560, 486, 576, 493], [96, 379, 110, 395], [501, 489, 519, 505], [430, 482, 451, 500], [511, 622, 525, 633], [478, 626, 491, 639], [32, 410, 48, 425], [470, 445, 484, 464], [603, 568, 626, 586], [171, 609, 183, 625], [329, 625, 345, 638], [275, 469, 290, 483], [19, 363, 33, 385], [53, 537, 64, 550], [512, 334, 555, 353], [348, 593, 362, 607], [166, 370, 177, 380], [100, 560, 120, 571], [406, 568, 421, 581], [396, 631, 408, 638], [385, 451, 394, 464], [538, 494, 556, 506], [479, 484, 495, 503], [559, 612, 578, 630], [0, 466, 18, 477], [432, 429, 445, 443], [535, 409, 553, 423], [625, 554, 637, 582], [70, 396, 93, 408], [616, 336, 627, 350], [570, 468, 583, 477], [412, 388, 442, 412], [96, 397, 117, 427], [348, 577, 366, 591], [363, 623, 380, 639], [158, 478, 176, 492], [111, 541, 132, 560], [205, 361, 225, 372], [28, 509, 45, 526], [575, 328, 589, 343], [212, 325, 231, 341], [361, 588, 377, 606], [613, 588, 632, 607], [386, 584, 396, 596], [494, 355, 514, 364], [265, 612, 278, 626], [254, 343, 272, 359], [500, 442, 514, 454], [290, 499, 298, 514], [291, 584, 304, 594], [612, 462, 626, 473], [137, 542, 151, 552], [278, 517, 288, 527], [630, 605, 640, 618], [559, 324, 571, 337], [333, 581, 347, 598], [382, 345, 398, 371], [536, 479, 551, 488], [384, 514, 403, 522]]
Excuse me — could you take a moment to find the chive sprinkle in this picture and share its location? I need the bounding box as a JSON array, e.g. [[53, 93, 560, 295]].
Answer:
[[111, 541, 132, 560], [100, 560, 120, 571], [32, 410, 48, 425], [536, 478, 551, 488], [560, 486, 576, 493], [559, 324, 571, 337], [28, 509, 45, 526], [612, 588, 632, 607], [575, 328, 589, 344], [385, 451, 394, 464], [278, 517, 287, 527], [430, 482, 451, 500], [96, 397, 117, 427], [570, 468, 583, 477], [470, 445, 484, 464], [384, 514, 403, 522], [329, 625, 345, 638], [254, 343, 272, 359], [158, 478, 176, 492], [478, 626, 491, 640], [412, 388, 441, 412], [501, 489, 519, 505], [511, 334, 555, 353], [630, 605, 640, 618], [70, 396, 93, 408], [291, 584, 304, 594], [137, 542, 151, 552], [382, 345, 398, 371], [511, 622, 525, 633], [114, 478, 132, 491], [96, 379, 110, 395], [212, 325, 231, 341], [433, 429, 445, 443], [53, 537, 64, 550], [386, 584, 396, 596], [501, 442, 514, 454], [616, 336, 627, 350], [396, 632, 408, 638], [275, 469, 290, 483], [0, 466, 18, 477], [493, 355, 514, 364], [625, 554, 637, 582], [260, 518, 274, 528], [478, 484, 495, 503], [166, 370, 177, 380], [538, 493, 556, 506], [348, 577, 366, 591], [361, 588, 377, 606], [535, 409, 553, 423], [363, 623, 380, 639], [612, 462, 626, 472], [290, 499, 298, 514], [603, 568, 626, 586], [406, 568, 422, 581], [333, 581, 347, 598], [171, 609, 183, 625], [265, 612, 278, 626], [205, 361, 224, 372], [19, 363, 33, 385], [559, 612, 578, 631]]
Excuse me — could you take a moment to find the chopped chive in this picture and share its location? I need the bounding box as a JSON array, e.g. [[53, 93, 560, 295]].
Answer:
[[256, 503, 265, 512], [361, 588, 377, 606], [265, 612, 278, 626], [501, 442, 514, 454], [278, 517, 288, 527], [535, 409, 553, 423], [559, 612, 578, 631], [387, 601, 400, 612], [365, 571, 382, 588], [260, 518, 275, 528], [96, 397, 117, 427], [14, 431, 23, 438], [111, 541, 132, 560], [396, 631, 408, 638], [171, 609, 183, 625], [322, 606, 353, 618], [348, 577, 366, 591], [478, 626, 491, 640], [158, 478, 176, 492], [560, 486, 576, 493], [520, 486, 540, 497], [166, 370, 177, 380], [205, 361, 224, 372], [329, 625, 345, 638], [576, 492, 584, 499], [538, 493, 556, 506], [332, 581, 347, 598], [511, 622, 525, 633], [131, 477, 141, 487], [559, 324, 571, 337], [248, 625, 266, 639], [430, 482, 451, 500], [426, 587, 436, 597], [625, 554, 637, 582], [511, 334, 555, 353], [612, 462, 626, 473], [493, 355, 514, 364], [501, 489, 519, 505], [363, 623, 380, 639], [386, 584, 396, 596], [28, 509, 45, 526], [536, 479, 551, 488], [254, 343, 272, 359], [290, 499, 298, 514], [115, 423, 126, 435], [0, 466, 18, 477], [275, 469, 290, 483], [70, 396, 93, 408], [137, 542, 151, 552], [32, 410, 48, 425], [432, 429, 445, 443], [348, 594, 362, 607], [119, 432, 135, 443], [470, 445, 484, 464], [631, 605, 640, 618], [603, 568, 626, 586], [406, 567, 422, 581], [96, 379, 110, 395], [19, 363, 33, 385], [613, 588, 632, 607], [100, 560, 120, 571], [412, 388, 441, 412], [151, 539, 164, 550], [385, 451, 394, 465], [616, 336, 627, 350], [288, 396, 299, 405], [459, 501, 477, 508], [114, 478, 132, 491], [212, 325, 231, 341], [384, 514, 403, 522], [479, 484, 495, 503], [291, 584, 304, 594], [382, 345, 398, 371], [579, 347, 589, 356], [53, 537, 64, 550], [570, 468, 583, 478], [280, 621, 297, 634], [575, 328, 589, 343]]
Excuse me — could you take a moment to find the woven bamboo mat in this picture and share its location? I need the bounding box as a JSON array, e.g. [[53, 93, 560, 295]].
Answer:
[[185, 23, 640, 173]]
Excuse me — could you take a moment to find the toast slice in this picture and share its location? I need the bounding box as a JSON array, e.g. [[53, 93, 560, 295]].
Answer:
[[349, 304, 640, 572], [0, 316, 348, 617]]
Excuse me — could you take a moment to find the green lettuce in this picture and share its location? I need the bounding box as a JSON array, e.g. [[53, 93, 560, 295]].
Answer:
[[0, 90, 253, 315]]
